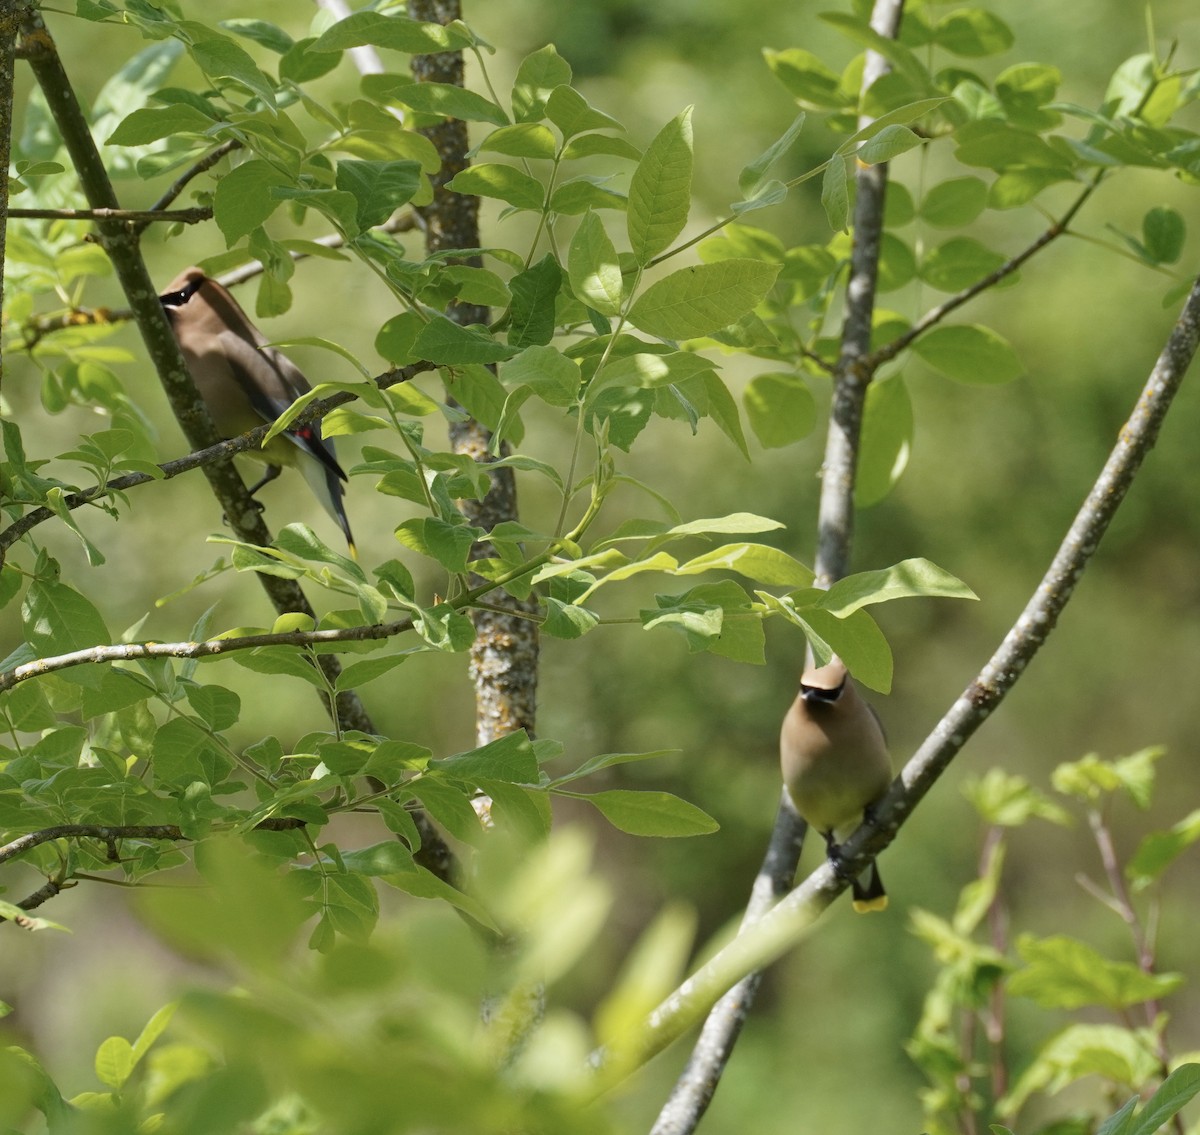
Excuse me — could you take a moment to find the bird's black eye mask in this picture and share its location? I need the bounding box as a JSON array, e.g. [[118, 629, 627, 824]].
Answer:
[[159, 277, 205, 309], [800, 679, 846, 705]]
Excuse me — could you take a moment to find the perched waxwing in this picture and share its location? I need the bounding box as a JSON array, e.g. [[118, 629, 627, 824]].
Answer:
[[780, 657, 892, 912], [159, 267, 355, 555]]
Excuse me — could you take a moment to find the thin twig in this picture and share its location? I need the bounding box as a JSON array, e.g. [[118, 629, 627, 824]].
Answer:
[[146, 137, 240, 213], [216, 211, 416, 287], [865, 174, 1101, 371], [8, 205, 210, 223]]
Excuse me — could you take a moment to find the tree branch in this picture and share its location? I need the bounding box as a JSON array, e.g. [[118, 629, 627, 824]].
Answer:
[[621, 270, 1200, 1083], [652, 4, 905, 1131], [410, 0, 540, 749], [7, 205, 210, 223], [0, 1, 28, 401]]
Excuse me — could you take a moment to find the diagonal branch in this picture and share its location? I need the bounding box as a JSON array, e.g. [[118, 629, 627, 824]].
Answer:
[[146, 137, 241, 213], [618, 269, 1200, 1084]]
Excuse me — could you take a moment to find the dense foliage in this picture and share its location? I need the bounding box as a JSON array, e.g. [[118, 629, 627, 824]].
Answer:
[[1, 1, 1199, 1132]]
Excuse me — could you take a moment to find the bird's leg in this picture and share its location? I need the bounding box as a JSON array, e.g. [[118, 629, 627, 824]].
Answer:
[[821, 830, 854, 883], [244, 464, 283, 498]]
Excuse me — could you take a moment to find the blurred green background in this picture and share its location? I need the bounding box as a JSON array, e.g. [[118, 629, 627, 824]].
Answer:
[[4, 1, 1200, 1130]]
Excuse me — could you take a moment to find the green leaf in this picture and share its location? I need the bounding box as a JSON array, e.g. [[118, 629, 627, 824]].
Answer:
[[129, 1003, 176, 1066], [739, 111, 806, 193], [511, 44, 572, 122], [549, 749, 679, 787], [185, 684, 241, 731], [962, 769, 1072, 828], [562, 133, 642, 162], [857, 124, 922, 164], [663, 513, 784, 539], [919, 176, 989, 226], [578, 789, 719, 837], [394, 517, 481, 574], [502, 345, 581, 407], [789, 603, 893, 693], [817, 558, 977, 616], [94, 1036, 134, 1090], [933, 9, 1014, 57], [744, 371, 816, 449], [627, 107, 694, 266], [763, 48, 848, 108], [309, 11, 467, 54], [543, 598, 600, 639], [821, 156, 850, 232], [627, 260, 780, 339], [335, 160, 421, 229], [1128, 809, 1200, 888], [478, 123, 558, 159], [507, 254, 562, 348], [676, 543, 814, 587], [446, 163, 544, 211], [22, 580, 110, 656], [1008, 934, 1185, 1010], [569, 211, 623, 316], [1125, 1064, 1200, 1135], [434, 730, 539, 784], [188, 31, 277, 109], [1142, 206, 1185, 265], [545, 85, 623, 138], [550, 176, 628, 215], [309, 12, 463, 54], [587, 351, 717, 403], [912, 324, 1023, 384], [106, 103, 212, 145], [411, 316, 517, 365], [221, 18, 294, 54], [855, 373, 913, 508], [280, 37, 342, 84], [233, 646, 325, 687], [369, 80, 508, 125], [819, 15, 936, 94], [213, 160, 290, 246], [920, 237, 1008, 292]]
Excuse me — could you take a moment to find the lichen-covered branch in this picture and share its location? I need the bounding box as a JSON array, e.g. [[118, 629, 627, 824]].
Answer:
[[0, 1, 29, 400], [410, 0, 539, 748]]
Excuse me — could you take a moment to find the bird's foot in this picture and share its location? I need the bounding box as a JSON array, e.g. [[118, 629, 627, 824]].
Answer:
[[220, 498, 266, 526]]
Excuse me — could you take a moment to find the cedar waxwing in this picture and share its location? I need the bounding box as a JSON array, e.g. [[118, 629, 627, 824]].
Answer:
[[159, 267, 355, 555], [780, 657, 892, 912]]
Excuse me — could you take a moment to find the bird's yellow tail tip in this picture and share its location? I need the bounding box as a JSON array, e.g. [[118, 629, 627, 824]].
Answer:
[[852, 895, 889, 914]]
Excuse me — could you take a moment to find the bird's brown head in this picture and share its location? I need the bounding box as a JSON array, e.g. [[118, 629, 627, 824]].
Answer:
[[799, 658, 849, 707]]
